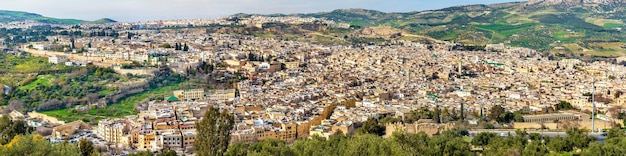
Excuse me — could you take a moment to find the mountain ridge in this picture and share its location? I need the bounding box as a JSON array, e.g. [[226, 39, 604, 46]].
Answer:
[[527, 0, 626, 6], [232, 1, 626, 56], [0, 10, 116, 24]]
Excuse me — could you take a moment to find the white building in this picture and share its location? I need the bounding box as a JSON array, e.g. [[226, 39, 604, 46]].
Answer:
[[48, 55, 68, 64]]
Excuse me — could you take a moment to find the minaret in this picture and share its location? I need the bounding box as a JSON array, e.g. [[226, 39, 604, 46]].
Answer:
[[201, 52, 205, 62]]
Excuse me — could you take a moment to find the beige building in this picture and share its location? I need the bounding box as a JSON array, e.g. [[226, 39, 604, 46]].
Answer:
[[52, 121, 90, 138], [137, 132, 156, 150], [522, 113, 579, 122], [173, 89, 205, 101], [97, 119, 130, 145], [182, 130, 196, 148], [230, 123, 297, 144], [209, 89, 236, 101], [158, 131, 183, 149], [283, 62, 300, 69]]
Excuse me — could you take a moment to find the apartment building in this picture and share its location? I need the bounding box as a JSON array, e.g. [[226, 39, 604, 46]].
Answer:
[[209, 89, 236, 101], [97, 119, 130, 145], [173, 89, 205, 101], [230, 123, 298, 144]]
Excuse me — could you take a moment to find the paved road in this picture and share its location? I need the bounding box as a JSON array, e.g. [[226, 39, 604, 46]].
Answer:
[[469, 130, 607, 142]]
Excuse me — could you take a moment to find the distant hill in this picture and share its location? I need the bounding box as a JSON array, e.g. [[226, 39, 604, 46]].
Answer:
[[92, 18, 117, 24], [240, 1, 626, 56], [0, 10, 116, 24]]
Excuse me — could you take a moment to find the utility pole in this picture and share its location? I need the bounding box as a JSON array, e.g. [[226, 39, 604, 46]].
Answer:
[[591, 77, 596, 133]]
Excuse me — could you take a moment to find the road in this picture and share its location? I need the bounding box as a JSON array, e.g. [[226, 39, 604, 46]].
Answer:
[[469, 130, 607, 142]]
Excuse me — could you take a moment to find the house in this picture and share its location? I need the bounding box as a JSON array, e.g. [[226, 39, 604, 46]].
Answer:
[[48, 55, 69, 64]]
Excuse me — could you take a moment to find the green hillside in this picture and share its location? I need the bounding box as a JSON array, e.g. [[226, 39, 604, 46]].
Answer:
[[0, 10, 116, 25], [273, 1, 626, 56]]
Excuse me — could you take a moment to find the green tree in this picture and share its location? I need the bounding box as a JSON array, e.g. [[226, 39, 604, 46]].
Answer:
[[514, 113, 524, 122], [158, 150, 177, 156], [605, 127, 625, 139], [225, 143, 250, 156], [247, 139, 295, 156], [194, 106, 235, 156], [78, 138, 94, 156], [528, 133, 543, 141], [565, 128, 594, 150], [433, 107, 441, 123], [428, 129, 472, 156], [0, 116, 34, 145], [522, 141, 549, 156], [556, 101, 574, 110], [356, 117, 385, 136], [0, 134, 80, 156], [489, 105, 505, 122], [472, 132, 497, 146], [345, 134, 407, 156], [161, 43, 172, 48], [127, 151, 153, 156], [183, 43, 189, 51], [391, 131, 430, 155], [546, 136, 570, 152], [498, 111, 515, 123]]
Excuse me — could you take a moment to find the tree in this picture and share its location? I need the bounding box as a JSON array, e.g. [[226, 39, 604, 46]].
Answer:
[[158, 150, 177, 156], [183, 43, 189, 51], [225, 143, 250, 156], [78, 137, 94, 156], [605, 127, 625, 140], [556, 101, 574, 110], [514, 113, 524, 122], [522, 141, 548, 156], [433, 107, 441, 123], [565, 128, 594, 150], [0, 116, 34, 145], [127, 151, 153, 156], [460, 102, 465, 120], [356, 118, 385, 136], [494, 111, 515, 123], [162, 43, 172, 48], [0, 134, 80, 156], [489, 105, 505, 122], [194, 106, 235, 156], [472, 132, 497, 146], [528, 133, 543, 141]]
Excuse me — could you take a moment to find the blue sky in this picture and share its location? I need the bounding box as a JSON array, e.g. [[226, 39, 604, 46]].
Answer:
[[0, 0, 521, 22]]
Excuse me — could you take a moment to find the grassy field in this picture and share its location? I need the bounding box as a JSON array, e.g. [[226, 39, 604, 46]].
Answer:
[[40, 81, 185, 123], [1, 55, 69, 73], [552, 42, 626, 57], [19, 75, 55, 91]]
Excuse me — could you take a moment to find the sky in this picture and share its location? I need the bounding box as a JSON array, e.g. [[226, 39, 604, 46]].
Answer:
[[0, 0, 520, 22]]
